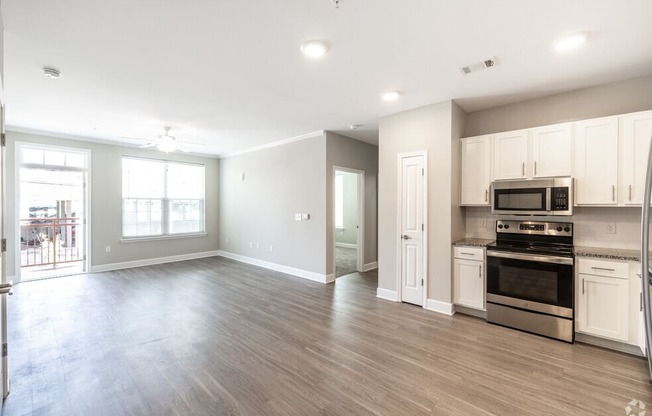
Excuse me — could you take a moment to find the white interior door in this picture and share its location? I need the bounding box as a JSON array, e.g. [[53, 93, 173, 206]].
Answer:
[[399, 154, 424, 306], [0, 103, 10, 399]]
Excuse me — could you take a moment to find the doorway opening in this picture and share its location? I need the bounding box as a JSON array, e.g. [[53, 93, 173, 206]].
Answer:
[[16, 143, 90, 282], [333, 167, 364, 278]]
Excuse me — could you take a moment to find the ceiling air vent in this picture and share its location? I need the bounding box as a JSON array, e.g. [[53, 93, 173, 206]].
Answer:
[[459, 57, 497, 75]]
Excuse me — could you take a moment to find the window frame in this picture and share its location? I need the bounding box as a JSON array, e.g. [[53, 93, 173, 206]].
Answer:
[[121, 156, 206, 241]]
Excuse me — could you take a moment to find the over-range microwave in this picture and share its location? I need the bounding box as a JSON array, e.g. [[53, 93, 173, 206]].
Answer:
[[491, 177, 573, 216]]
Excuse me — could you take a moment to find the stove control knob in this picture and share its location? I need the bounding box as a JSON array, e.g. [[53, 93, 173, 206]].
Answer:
[[504, 224, 510, 229], [564, 226, 571, 232], [497, 224, 503, 229], [556, 226, 563, 232]]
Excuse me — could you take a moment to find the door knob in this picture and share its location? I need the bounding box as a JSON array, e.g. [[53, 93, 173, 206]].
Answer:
[[401, 235, 411, 240]]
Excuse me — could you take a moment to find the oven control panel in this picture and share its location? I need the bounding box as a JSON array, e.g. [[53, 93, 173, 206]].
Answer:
[[496, 220, 573, 236]]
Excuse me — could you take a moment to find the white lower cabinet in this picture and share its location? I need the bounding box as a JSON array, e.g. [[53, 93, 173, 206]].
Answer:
[[453, 247, 485, 310], [576, 258, 640, 347]]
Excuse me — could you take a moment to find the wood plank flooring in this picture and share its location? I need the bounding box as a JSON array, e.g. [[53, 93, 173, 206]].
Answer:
[[2, 256, 652, 415]]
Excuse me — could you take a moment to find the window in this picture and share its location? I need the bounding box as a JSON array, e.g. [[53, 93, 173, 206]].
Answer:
[[122, 157, 205, 238], [335, 173, 344, 228]]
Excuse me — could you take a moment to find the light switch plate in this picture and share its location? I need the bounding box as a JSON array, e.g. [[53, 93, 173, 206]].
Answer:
[[302, 213, 310, 220], [295, 214, 302, 221]]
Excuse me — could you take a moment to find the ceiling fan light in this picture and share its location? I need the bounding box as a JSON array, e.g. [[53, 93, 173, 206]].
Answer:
[[157, 142, 177, 153]]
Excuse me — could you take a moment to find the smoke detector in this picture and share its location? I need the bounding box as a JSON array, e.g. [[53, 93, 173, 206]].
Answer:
[[459, 58, 497, 75], [43, 67, 61, 79]]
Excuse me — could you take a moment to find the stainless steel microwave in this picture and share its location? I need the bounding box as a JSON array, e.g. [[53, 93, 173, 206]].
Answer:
[[491, 177, 573, 216]]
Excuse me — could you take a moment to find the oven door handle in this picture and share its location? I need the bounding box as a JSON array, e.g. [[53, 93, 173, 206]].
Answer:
[[486, 250, 574, 265]]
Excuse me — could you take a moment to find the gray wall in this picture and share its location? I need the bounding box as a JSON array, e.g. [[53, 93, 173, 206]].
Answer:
[[325, 131, 378, 275], [378, 100, 464, 303], [6, 131, 220, 278], [218, 135, 328, 275], [335, 171, 358, 246], [465, 74, 652, 136]]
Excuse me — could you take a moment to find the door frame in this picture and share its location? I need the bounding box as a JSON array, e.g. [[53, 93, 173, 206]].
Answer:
[[332, 166, 365, 278], [396, 151, 428, 307], [14, 141, 92, 282]]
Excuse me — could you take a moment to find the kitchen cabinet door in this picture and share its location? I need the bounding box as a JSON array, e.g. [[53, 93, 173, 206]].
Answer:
[[577, 273, 629, 341], [621, 111, 652, 205], [460, 135, 491, 205], [574, 116, 619, 205], [453, 258, 484, 310], [493, 130, 529, 180], [531, 123, 571, 178]]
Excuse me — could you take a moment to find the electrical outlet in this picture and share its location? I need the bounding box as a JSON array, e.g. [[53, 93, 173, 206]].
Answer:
[[269, 245, 273, 252], [480, 218, 487, 228], [302, 213, 311, 220], [225, 237, 229, 244], [249, 242, 254, 248], [606, 223, 616, 234], [105, 245, 111, 253], [295, 213, 302, 221]]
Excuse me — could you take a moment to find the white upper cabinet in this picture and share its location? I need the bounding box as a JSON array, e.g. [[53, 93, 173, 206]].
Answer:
[[574, 116, 619, 205], [493, 130, 529, 180], [531, 123, 572, 178], [621, 110, 652, 205], [460, 135, 491, 205]]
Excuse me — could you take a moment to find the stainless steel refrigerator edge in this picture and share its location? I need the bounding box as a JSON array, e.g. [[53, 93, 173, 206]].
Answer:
[[641, 133, 652, 381]]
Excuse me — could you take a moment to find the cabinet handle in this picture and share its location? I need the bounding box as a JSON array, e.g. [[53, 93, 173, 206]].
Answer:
[[460, 252, 475, 256], [534, 161, 537, 176], [485, 189, 488, 202], [522, 162, 525, 177], [479, 265, 482, 278], [590, 267, 615, 272], [612, 185, 615, 201], [641, 292, 643, 312], [629, 184, 632, 202], [582, 278, 585, 295]]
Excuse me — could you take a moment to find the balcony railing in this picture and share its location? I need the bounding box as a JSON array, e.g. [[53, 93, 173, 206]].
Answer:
[[20, 217, 83, 268]]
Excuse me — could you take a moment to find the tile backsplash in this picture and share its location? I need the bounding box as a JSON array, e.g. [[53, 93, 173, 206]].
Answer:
[[465, 206, 644, 250]]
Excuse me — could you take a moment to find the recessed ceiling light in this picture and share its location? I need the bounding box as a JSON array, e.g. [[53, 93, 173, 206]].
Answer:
[[300, 40, 329, 58], [555, 32, 588, 52], [382, 90, 402, 102], [43, 67, 61, 79]]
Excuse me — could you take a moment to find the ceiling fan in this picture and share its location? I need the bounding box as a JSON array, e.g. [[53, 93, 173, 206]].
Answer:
[[123, 126, 202, 153]]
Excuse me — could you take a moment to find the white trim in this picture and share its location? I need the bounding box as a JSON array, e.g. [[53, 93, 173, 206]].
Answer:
[[220, 130, 325, 158], [91, 250, 220, 273], [6, 276, 15, 285], [216, 250, 331, 284], [335, 242, 357, 249], [363, 261, 378, 271], [325, 273, 335, 283], [425, 299, 455, 316], [376, 288, 399, 302], [120, 233, 207, 243], [396, 151, 428, 307]]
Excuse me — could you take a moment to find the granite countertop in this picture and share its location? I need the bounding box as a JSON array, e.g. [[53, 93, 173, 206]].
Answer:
[[574, 246, 644, 262], [453, 238, 494, 248]]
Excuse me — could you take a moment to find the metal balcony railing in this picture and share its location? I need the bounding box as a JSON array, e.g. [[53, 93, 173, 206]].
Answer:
[[20, 217, 83, 268]]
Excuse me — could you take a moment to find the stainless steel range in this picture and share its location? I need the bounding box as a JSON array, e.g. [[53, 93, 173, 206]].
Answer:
[[486, 220, 574, 342]]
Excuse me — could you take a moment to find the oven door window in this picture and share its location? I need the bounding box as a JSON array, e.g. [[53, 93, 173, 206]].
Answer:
[[494, 188, 546, 212], [487, 256, 573, 309]]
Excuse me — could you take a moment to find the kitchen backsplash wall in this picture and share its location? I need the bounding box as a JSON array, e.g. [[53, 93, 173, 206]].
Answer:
[[465, 206, 643, 249]]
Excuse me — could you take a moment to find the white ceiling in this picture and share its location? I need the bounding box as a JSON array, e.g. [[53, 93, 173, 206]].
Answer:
[[3, 0, 652, 157]]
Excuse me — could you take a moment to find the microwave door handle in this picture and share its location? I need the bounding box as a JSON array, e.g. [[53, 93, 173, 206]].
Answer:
[[546, 188, 551, 211]]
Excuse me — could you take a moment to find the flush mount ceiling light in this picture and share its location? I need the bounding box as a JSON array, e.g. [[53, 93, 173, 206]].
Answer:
[[555, 32, 588, 52], [300, 40, 329, 58], [43, 67, 61, 79], [381, 90, 402, 102]]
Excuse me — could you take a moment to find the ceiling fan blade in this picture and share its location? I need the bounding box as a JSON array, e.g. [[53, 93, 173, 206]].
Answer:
[[121, 136, 149, 141], [139, 143, 157, 148]]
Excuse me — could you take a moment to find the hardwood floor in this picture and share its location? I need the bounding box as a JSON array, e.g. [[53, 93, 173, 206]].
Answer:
[[3, 256, 652, 415]]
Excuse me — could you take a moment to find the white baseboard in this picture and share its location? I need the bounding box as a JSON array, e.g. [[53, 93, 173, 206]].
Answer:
[[91, 250, 220, 273], [426, 299, 454, 316], [335, 242, 357, 249], [217, 250, 330, 284], [363, 261, 378, 271], [376, 287, 399, 302]]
